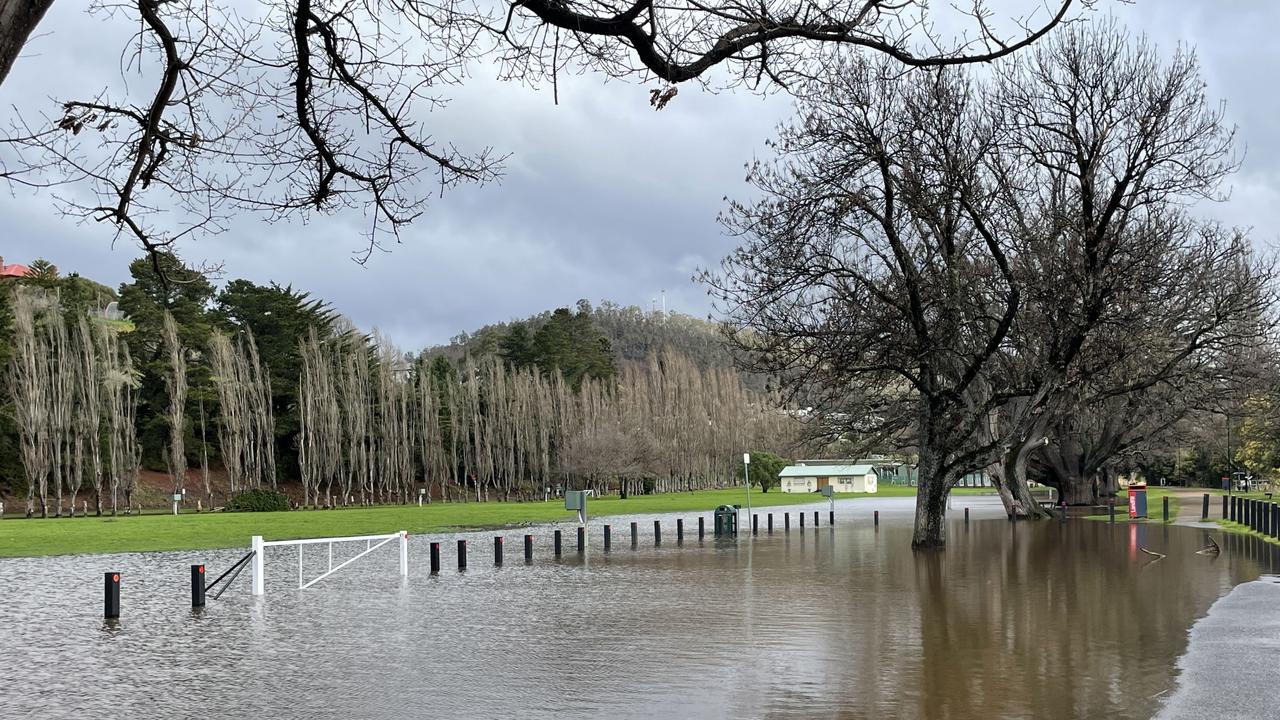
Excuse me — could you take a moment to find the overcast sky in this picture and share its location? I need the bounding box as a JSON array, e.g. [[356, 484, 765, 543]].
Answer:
[[1, 1, 1277, 350]]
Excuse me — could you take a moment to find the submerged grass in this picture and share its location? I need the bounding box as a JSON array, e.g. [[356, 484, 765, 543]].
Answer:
[[0, 485, 991, 558]]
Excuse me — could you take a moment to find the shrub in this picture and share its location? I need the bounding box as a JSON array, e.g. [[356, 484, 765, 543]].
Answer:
[[226, 488, 291, 512]]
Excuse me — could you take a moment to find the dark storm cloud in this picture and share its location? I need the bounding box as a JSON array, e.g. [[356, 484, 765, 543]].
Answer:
[[0, 2, 1276, 349]]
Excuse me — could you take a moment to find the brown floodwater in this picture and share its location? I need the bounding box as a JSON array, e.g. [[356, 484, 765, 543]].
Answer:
[[0, 497, 1272, 719]]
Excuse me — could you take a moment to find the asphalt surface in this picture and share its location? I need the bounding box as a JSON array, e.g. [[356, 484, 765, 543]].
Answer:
[[1158, 576, 1280, 719]]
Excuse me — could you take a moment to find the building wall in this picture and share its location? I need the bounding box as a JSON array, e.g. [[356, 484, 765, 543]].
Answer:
[[781, 474, 878, 494]]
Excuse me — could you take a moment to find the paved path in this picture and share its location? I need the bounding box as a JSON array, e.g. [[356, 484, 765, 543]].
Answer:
[[1169, 489, 1221, 529], [1157, 576, 1280, 719]]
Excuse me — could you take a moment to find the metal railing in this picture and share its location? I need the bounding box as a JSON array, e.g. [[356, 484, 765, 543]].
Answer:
[[250, 530, 409, 596]]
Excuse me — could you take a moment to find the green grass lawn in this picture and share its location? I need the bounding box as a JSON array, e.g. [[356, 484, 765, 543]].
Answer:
[[0, 485, 988, 558]]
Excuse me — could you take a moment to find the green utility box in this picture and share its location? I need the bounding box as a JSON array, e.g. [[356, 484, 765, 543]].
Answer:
[[714, 505, 739, 537]]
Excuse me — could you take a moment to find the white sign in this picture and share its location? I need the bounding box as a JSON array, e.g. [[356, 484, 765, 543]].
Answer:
[[743, 453, 751, 465]]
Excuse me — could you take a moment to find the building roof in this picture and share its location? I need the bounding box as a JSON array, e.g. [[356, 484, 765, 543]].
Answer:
[[779, 464, 876, 478]]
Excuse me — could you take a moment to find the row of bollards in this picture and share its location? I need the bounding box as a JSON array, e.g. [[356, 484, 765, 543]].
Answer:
[[103, 508, 864, 617], [1226, 495, 1280, 541]]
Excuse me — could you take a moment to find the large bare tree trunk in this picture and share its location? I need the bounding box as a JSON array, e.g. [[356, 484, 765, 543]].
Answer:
[[0, 0, 53, 86], [912, 448, 953, 549]]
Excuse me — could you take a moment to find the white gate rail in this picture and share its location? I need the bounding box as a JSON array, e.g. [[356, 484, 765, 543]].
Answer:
[[250, 530, 408, 595]]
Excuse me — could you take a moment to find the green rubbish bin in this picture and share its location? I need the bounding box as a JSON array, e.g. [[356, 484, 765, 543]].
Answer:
[[714, 505, 738, 537]]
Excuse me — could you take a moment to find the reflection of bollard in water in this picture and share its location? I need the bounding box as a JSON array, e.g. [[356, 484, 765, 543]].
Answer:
[[524, 535, 533, 562], [457, 540, 467, 571], [104, 572, 120, 619], [494, 536, 503, 566], [430, 542, 441, 574], [554, 530, 562, 557], [630, 522, 638, 547], [191, 564, 205, 608]]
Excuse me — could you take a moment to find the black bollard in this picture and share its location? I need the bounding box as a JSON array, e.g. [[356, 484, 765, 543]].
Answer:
[[524, 534, 533, 562], [554, 529, 562, 557], [1229, 496, 1236, 522], [430, 542, 441, 574], [677, 518, 684, 544], [104, 572, 120, 619], [800, 512, 805, 529], [1223, 495, 1228, 520], [457, 539, 467, 571], [1273, 504, 1279, 539], [1163, 496, 1169, 523], [604, 524, 612, 551], [698, 516, 705, 540], [191, 564, 206, 608], [768, 514, 774, 533], [963, 507, 969, 525], [813, 511, 819, 527], [875, 510, 881, 527], [752, 514, 758, 535], [577, 526, 585, 554], [630, 522, 638, 547], [829, 510, 835, 526], [1202, 493, 1210, 521], [784, 512, 791, 531], [494, 536, 504, 566], [654, 520, 662, 545]]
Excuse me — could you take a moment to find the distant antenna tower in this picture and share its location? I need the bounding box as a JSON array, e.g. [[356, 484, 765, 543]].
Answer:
[[661, 290, 666, 316]]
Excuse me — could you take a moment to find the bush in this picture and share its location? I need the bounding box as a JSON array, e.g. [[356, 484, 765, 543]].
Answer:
[[225, 488, 291, 512]]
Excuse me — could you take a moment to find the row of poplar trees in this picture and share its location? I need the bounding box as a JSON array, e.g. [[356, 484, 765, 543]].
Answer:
[[298, 336, 800, 507], [7, 285, 279, 517]]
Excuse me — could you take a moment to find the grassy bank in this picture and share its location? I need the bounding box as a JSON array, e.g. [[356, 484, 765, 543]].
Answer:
[[0, 486, 989, 558]]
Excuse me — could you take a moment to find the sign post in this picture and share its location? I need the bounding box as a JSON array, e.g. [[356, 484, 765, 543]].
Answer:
[[742, 453, 752, 534]]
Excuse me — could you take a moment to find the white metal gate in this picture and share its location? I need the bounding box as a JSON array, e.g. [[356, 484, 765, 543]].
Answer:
[[250, 530, 408, 595]]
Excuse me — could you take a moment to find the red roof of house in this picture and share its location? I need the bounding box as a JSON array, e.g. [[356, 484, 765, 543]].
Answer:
[[0, 263, 30, 277]]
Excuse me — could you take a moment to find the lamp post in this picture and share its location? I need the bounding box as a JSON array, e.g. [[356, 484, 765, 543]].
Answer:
[[743, 453, 752, 532]]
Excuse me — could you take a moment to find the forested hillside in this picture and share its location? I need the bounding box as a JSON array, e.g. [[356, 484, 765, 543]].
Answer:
[[426, 300, 766, 390]]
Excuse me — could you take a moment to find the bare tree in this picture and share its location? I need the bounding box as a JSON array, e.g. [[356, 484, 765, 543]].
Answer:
[[0, 0, 1079, 263], [706, 23, 1260, 546]]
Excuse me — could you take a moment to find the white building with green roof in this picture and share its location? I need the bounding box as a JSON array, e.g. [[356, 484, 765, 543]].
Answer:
[[778, 462, 878, 494]]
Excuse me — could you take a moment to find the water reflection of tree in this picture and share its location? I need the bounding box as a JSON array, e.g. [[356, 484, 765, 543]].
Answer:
[[907, 524, 1256, 718]]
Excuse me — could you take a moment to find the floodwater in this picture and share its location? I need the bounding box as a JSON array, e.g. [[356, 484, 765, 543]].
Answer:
[[0, 497, 1275, 719]]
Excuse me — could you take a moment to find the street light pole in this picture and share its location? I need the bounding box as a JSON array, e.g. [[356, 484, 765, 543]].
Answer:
[[743, 453, 752, 531]]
